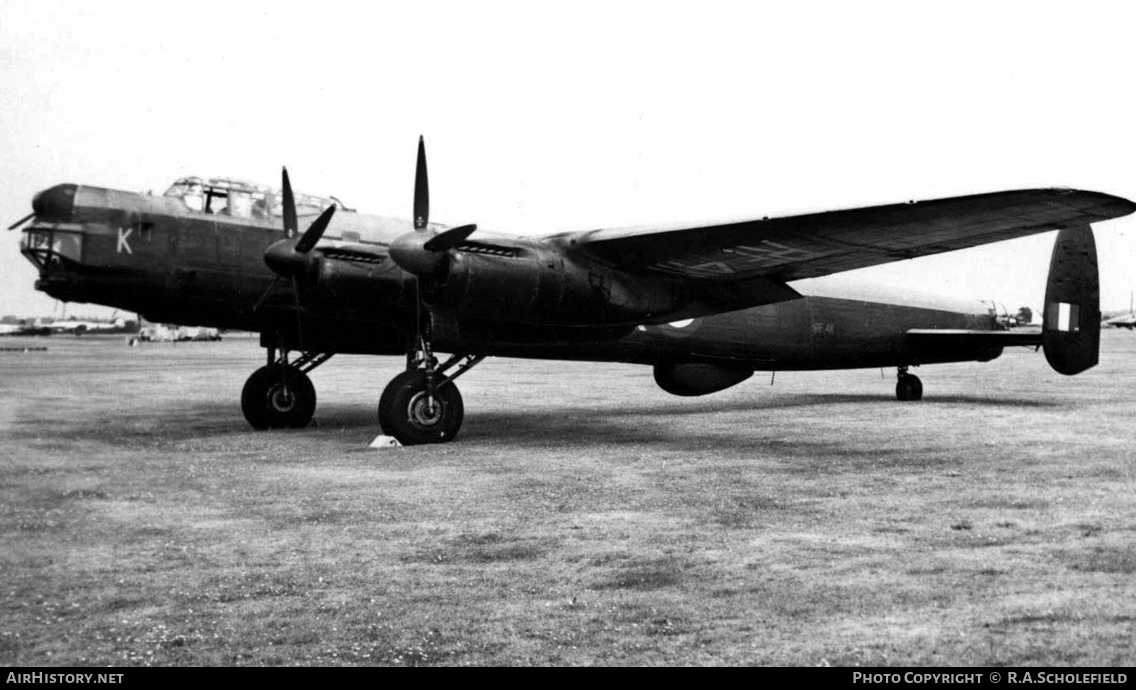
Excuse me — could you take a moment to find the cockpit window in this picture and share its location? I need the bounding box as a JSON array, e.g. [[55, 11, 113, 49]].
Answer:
[[164, 177, 205, 211], [227, 190, 252, 217], [162, 176, 339, 222]]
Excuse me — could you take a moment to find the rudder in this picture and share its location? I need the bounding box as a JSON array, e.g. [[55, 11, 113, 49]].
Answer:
[[1043, 225, 1100, 375]]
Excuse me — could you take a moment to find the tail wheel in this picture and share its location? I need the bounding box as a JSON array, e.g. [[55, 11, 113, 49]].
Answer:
[[378, 370, 464, 445], [895, 373, 923, 402], [241, 364, 316, 429]]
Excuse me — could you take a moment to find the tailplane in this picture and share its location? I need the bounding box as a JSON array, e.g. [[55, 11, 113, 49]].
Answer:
[[1043, 225, 1100, 375]]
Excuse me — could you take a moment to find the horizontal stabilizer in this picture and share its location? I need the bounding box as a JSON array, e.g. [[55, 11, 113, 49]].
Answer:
[[905, 329, 1043, 348], [904, 328, 1038, 364]]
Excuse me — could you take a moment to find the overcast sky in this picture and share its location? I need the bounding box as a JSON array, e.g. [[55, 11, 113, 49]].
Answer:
[[2, 1, 1134, 318]]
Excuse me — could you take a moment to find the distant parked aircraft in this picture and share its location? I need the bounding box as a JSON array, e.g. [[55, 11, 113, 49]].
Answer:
[[1103, 294, 1136, 330], [44, 317, 129, 334]]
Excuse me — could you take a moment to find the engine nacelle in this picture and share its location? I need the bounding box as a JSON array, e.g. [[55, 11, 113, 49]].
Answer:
[[426, 247, 664, 327], [654, 362, 754, 396]]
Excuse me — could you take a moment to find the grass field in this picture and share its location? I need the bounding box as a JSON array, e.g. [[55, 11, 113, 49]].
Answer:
[[2, 331, 1135, 666]]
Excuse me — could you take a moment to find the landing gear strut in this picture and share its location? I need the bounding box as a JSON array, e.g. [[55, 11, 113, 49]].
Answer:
[[895, 366, 923, 402], [241, 348, 332, 429], [378, 331, 484, 445]]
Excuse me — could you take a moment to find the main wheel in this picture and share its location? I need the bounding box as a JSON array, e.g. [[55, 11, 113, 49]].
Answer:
[[895, 373, 923, 401], [241, 365, 317, 429], [378, 370, 464, 445]]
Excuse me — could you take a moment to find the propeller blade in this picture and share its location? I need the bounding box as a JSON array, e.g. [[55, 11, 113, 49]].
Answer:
[[294, 204, 337, 254], [7, 212, 35, 231], [414, 135, 429, 230], [291, 276, 306, 352], [282, 167, 298, 238], [252, 276, 282, 313], [423, 224, 477, 252]]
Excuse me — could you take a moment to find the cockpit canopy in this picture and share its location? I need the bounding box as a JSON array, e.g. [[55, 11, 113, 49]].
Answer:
[[162, 176, 341, 220]]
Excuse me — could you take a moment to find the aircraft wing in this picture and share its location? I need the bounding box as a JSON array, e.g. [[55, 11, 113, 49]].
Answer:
[[562, 189, 1136, 283]]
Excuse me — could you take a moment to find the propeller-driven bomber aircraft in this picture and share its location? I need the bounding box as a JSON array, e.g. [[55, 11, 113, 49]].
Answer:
[[11, 138, 1136, 444]]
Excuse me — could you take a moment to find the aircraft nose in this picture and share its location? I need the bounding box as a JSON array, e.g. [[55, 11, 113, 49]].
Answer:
[[31, 184, 77, 222]]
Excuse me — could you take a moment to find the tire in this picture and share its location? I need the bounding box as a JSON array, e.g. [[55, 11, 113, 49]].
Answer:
[[241, 365, 317, 429], [895, 374, 923, 402], [378, 370, 464, 445]]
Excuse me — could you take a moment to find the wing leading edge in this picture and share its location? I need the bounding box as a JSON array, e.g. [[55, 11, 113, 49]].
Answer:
[[561, 188, 1136, 283]]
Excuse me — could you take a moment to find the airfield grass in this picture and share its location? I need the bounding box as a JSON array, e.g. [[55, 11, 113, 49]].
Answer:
[[2, 332, 1135, 666]]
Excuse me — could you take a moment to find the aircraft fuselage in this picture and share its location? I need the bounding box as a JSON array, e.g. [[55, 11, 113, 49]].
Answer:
[[21, 183, 998, 371]]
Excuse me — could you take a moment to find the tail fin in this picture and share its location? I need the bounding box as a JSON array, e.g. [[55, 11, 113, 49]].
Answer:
[[1043, 225, 1100, 375]]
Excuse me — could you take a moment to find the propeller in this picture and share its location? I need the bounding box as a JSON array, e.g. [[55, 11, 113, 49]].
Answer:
[[388, 136, 477, 279], [282, 168, 298, 239], [424, 224, 477, 251], [263, 168, 337, 279], [256, 169, 337, 351], [389, 223, 477, 276], [384, 135, 481, 373], [414, 135, 429, 231]]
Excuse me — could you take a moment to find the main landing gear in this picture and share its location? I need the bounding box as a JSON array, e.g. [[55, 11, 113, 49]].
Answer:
[[895, 366, 923, 402], [377, 332, 484, 445], [241, 349, 332, 429]]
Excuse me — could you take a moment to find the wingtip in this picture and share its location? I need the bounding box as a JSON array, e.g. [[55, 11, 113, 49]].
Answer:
[[1042, 188, 1136, 220], [1116, 194, 1136, 217], [1081, 189, 1136, 219]]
